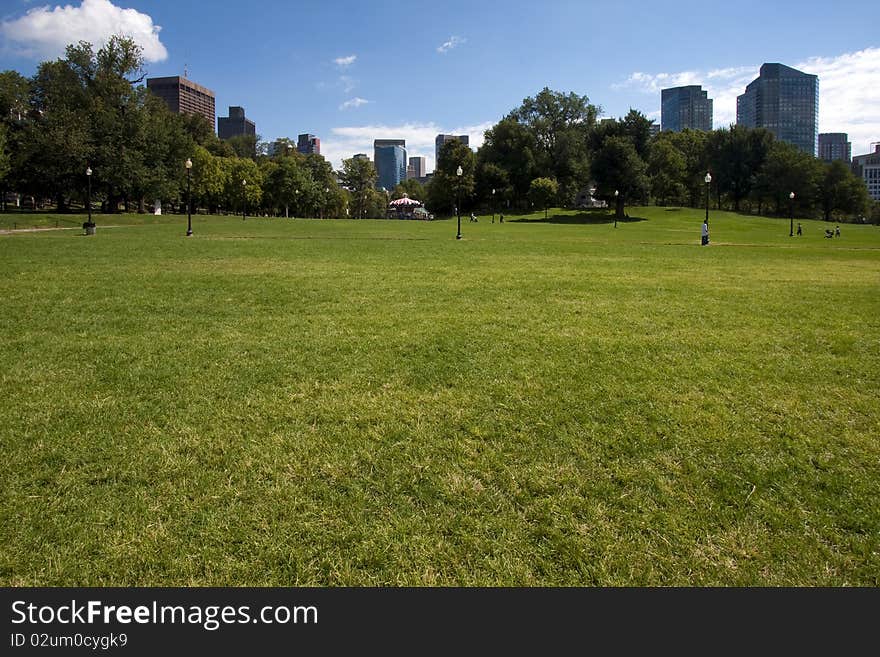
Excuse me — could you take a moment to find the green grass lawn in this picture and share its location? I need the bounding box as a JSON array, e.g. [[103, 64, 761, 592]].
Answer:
[[1, 207, 878, 586]]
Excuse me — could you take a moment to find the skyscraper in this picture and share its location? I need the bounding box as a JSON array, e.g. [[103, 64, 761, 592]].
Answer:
[[297, 134, 321, 155], [146, 76, 216, 130], [435, 134, 469, 166], [407, 156, 426, 180], [736, 63, 819, 156], [661, 85, 713, 132], [217, 106, 256, 140], [374, 139, 407, 191], [818, 133, 852, 164]]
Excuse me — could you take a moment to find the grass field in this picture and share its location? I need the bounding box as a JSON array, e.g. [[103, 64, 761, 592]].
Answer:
[[1, 207, 878, 586]]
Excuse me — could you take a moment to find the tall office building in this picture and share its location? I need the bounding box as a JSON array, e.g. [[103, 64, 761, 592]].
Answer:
[[146, 76, 215, 129], [661, 85, 713, 132], [297, 134, 321, 155], [435, 134, 469, 166], [374, 139, 407, 191], [852, 144, 880, 201], [818, 133, 851, 163], [407, 156, 426, 180], [736, 63, 819, 155], [218, 106, 256, 140]]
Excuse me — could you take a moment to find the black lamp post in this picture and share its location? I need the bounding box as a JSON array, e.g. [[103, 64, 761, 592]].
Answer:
[[789, 191, 795, 237], [491, 187, 496, 223], [324, 186, 329, 219], [85, 166, 93, 231], [705, 172, 712, 226], [456, 165, 463, 240], [185, 158, 193, 237], [294, 188, 299, 219], [242, 179, 247, 220], [613, 189, 619, 228]]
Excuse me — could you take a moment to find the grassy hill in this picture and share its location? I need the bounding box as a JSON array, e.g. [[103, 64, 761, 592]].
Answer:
[[1, 207, 878, 585]]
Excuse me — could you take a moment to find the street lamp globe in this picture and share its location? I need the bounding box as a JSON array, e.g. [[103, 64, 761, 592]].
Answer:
[[185, 158, 193, 236], [613, 189, 619, 227], [704, 172, 712, 225], [456, 166, 463, 240], [242, 179, 247, 220], [85, 166, 93, 231]]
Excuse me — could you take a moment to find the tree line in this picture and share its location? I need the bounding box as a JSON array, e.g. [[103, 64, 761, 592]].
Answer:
[[1, 36, 876, 223]]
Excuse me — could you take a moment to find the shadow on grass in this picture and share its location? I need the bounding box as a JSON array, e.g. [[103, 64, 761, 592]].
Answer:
[[509, 211, 648, 225]]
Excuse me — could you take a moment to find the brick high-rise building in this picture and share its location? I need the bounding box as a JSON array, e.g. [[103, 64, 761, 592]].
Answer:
[[297, 134, 321, 155], [146, 76, 215, 130], [218, 106, 256, 140], [818, 133, 852, 164]]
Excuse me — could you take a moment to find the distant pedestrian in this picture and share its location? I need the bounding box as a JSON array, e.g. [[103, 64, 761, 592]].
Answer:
[[499, 214, 504, 223], [797, 222, 802, 236], [835, 225, 841, 237], [701, 219, 709, 246], [470, 212, 477, 223]]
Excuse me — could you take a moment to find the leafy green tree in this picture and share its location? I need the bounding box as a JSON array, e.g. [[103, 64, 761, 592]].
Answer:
[[301, 153, 337, 218], [339, 156, 378, 219], [620, 109, 653, 161], [591, 136, 649, 219], [190, 145, 228, 212], [707, 126, 773, 211], [266, 154, 312, 217], [648, 135, 686, 205], [474, 162, 509, 213], [508, 87, 597, 205], [427, 139, 475, 214], [476, 117, 537, 207], [0, 70, 30, 124], [226, 133, 258, 160], [816, 160, 870, 221], [528, 177, 558, 219], [226, 158, 262, 215], [751, 141, 821, 216], [392, 178, 425, 202], [662, 129, 710, 207]]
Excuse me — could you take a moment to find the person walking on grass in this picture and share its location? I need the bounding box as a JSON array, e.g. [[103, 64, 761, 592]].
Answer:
[[701, 218, 709, 246], [797, 222, 802, 236], [835, 225, 841, 237]]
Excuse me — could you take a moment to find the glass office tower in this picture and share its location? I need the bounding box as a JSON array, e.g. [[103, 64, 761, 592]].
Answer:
[[736, 63, 819, 156], [661, 86, 713, 132], [374, 140, 407, 191]]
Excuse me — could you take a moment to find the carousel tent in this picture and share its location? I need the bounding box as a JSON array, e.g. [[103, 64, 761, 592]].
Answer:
[[388, 194, 422, 208]]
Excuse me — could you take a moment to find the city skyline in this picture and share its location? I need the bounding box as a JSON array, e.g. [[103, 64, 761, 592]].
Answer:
[[1, 0, 878, 170]]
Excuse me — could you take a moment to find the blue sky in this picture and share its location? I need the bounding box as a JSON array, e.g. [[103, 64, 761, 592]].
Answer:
[[1, 0, 879, 171]]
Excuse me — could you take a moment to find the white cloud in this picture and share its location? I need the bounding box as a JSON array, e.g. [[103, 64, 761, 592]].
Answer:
[[334, 55, 356, 68], [614, 47, 880, 155], [0, 0, 168, 62], [339, 75, 357, 93], [796, 48, 880, 155], [340, 97, 370, 110], [437, 36, 465, 54], [320, 121, 493, 172]]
